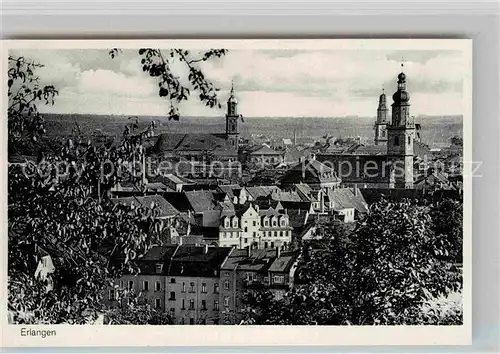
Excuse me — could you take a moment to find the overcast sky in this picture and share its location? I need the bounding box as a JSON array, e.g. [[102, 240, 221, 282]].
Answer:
[[12, 48, 465, 117]]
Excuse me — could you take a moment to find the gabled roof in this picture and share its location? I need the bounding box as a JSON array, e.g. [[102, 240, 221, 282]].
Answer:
[[268, 251, 299, 273], [287, 208, 310, 228], [217, 184, 242, 200], [111, 195, 180, 218], [164, 173, 195, 185], [152, 133, 237, 155], [222, 248, 277, 272], [280, 159, 341, 185], [325, 188, 369, 213], [249, 145, 285, 156], [271, 191, 303, 202], [184, 190, 218, 213], [168, 246, 233, 277], [245, 186, 281, 199]]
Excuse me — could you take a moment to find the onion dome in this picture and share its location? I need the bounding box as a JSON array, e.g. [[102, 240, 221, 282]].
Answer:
[[392, 90, 410, 103]]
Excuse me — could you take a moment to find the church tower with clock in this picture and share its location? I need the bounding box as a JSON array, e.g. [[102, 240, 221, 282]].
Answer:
[[387, 65, 415, 188], [226, 82, 240, 149]]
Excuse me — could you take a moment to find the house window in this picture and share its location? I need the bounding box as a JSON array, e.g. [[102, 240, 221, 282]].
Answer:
[[189, 299, 195, 310], [214, 300, 219, 310], [214, 283, 219, 293], [155, 281, 161, 291], [189, 282, 195, 293], [108, 289, 115, 301], [181, 299, 186, 310], [224, 272, 230, 277], [280, 231, 283, 237], [253, 221, 256, 226], [213, 319, 220, 325], [224, 281, 230, 290], [156, 263, 163, 274], [170, 278, 176, 283], [143, 281, 149, 291], [244, 227, 248, 232], [394, 136, 400, 146], [253, 231, 256, 237], [201, 283, 207, 293], [264, 242, 268, 248], [169, 291, 176, 300], [223, 232, 227, 238], [246, 272, 254, 281], [224, 297, 230, 307], [128, 280, 134, 290], [408, 135, 411, 145], [189, 318, 194, 325], [274, 231, 277, 237], [273, 275, 285, 284], [180, 318, 185, 324], [170, 308, 175, 316], [244, 238, 248, 244], [182, 282, 186, 292], [155, 298, 162, 309], [201, 300, 207, 310]]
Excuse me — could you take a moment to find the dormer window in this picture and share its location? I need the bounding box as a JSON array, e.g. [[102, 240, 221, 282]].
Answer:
[[156, 263, 163, 274]]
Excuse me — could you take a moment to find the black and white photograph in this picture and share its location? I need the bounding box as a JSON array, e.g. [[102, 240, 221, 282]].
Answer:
[[3, 39, 472, 345]]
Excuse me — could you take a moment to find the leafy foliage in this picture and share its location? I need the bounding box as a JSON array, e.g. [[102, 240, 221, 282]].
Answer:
[[111, 48, 228, 121], [105, 303, 173, 325], [8, 56, 58, 145], [8, 50, 226, 324], [242, 199, 463, 325]]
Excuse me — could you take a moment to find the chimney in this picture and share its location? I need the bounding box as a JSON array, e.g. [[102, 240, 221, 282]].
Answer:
[[276, 246, 281, 259]]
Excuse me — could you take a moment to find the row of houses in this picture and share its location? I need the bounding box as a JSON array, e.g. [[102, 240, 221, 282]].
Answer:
[[105, 245, 299, 325]]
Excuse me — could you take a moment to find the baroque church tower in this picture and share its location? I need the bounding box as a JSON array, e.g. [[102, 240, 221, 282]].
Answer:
[[226, 82, 240, 149], [387, 65, 415, 188], [374, 88, 388, 146]]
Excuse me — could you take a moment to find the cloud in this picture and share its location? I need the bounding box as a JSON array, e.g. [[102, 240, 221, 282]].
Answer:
[[77, 69, 156, 98], [16, 47, 466, 117]]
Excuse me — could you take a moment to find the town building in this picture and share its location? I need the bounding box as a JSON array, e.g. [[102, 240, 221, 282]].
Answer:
[[219, 247, 299, 324], [106, 245, 233, 325]]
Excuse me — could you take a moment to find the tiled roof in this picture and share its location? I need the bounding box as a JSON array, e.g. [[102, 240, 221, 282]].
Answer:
[[249, 145, 285, 156], [268, 252, 298, 273], [287, 209, 310, 228], [217, 184, 241, 200], [111, 195, 180, 218], [326, 188, 369, 213], [164, 174, 194, 185], [185, 190, 218, 213], [168, 246, 233, 277], [280, 159, 341, 185], [245, 186, 281, 199], [271, 191, 303, 202], [153, 133, 237, 155]]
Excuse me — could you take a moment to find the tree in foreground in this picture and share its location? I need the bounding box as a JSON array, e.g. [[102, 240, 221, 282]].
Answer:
[[8, 49, 227, 324], [241, 199, 463, 325]]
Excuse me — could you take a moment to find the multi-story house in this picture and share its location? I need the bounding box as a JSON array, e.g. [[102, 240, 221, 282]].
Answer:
[[106, 245, 233, 325], [218, 212, 243, 248], [218, 202, 293, 250], [219, 247, 299, 324], [166, 246, 232, 325], [259, 208, 293, 249]]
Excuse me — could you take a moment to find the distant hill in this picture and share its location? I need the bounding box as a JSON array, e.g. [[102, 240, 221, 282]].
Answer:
[[41, 113, 463, 147]]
